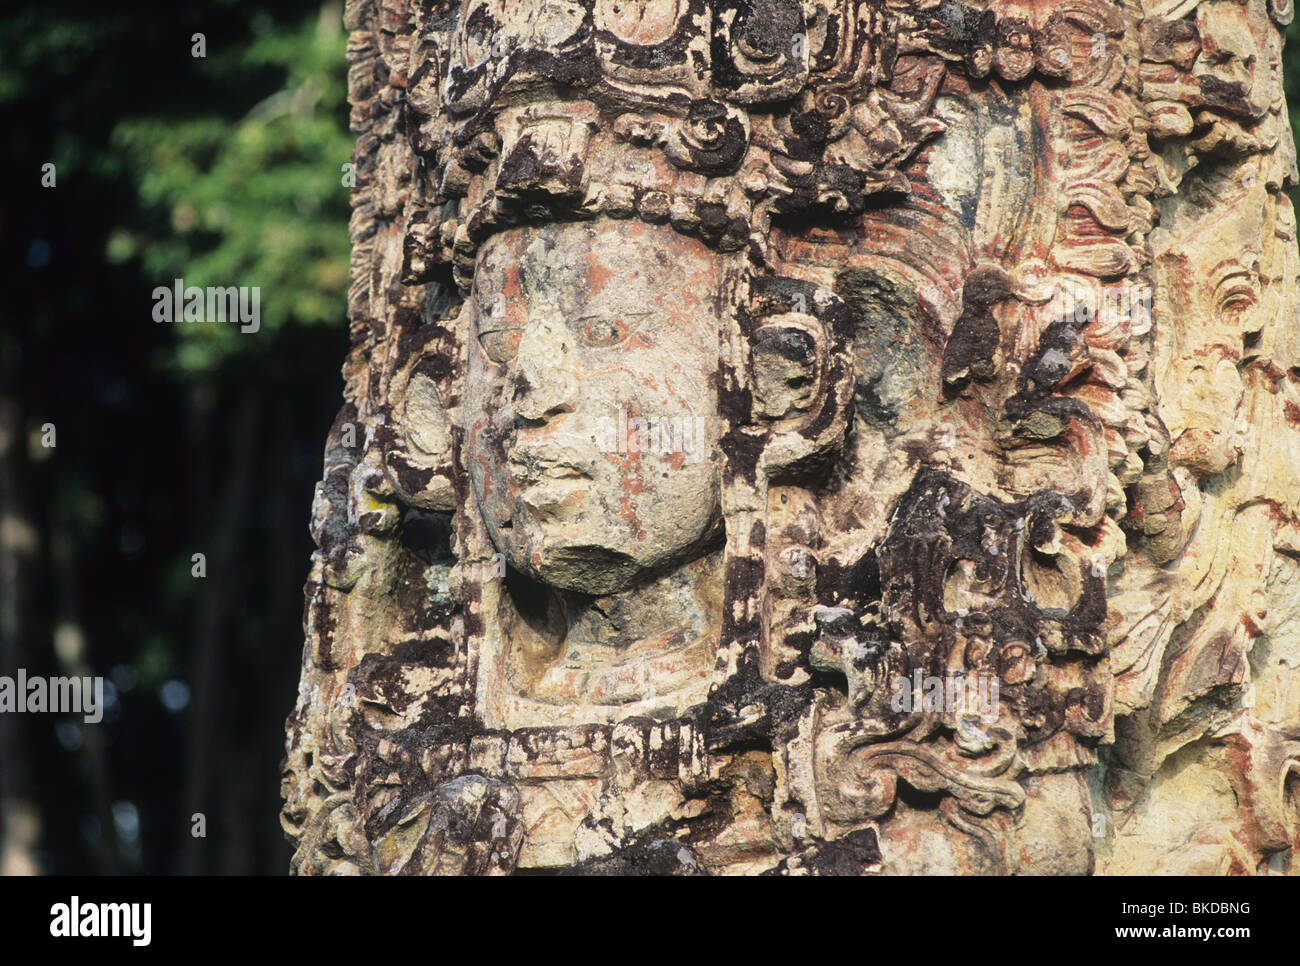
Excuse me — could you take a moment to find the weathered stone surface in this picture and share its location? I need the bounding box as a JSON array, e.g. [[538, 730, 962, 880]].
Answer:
[[283, 0, 1300, 875]]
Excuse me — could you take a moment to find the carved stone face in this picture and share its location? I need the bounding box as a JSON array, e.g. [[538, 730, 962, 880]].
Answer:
[[465, 217, 725, 595]]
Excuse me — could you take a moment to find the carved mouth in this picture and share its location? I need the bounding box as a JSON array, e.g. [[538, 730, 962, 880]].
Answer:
[[507, 442, 595, 486]]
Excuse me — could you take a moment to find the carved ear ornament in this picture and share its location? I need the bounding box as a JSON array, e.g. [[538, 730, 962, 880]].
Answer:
[[746, 276, 856, 480]]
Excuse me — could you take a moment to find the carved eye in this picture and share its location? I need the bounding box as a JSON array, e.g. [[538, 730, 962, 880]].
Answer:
[[462, 7, 496, 66], [1217, 282, 1257, 322], [576, 315, 631, 348], [465, 27, 487, 62], [478, 328, 521, 364]]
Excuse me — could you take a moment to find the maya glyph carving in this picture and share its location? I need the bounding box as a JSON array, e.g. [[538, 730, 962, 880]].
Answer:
[[282, 0, 1300, 875]]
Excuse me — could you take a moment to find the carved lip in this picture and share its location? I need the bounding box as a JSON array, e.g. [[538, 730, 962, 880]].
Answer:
[[506, 441, 595, 486]]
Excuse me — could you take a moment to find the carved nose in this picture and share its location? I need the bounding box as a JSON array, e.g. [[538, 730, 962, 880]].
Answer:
[[352, 438, 400, 535], [512, 318, 578, 422]]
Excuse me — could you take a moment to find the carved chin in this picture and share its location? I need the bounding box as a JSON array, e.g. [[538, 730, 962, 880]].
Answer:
[[530, 544, 640, 596]]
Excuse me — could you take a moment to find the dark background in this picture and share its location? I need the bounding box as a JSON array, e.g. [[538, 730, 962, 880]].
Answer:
[[2, 2, 1300, 876], [2, 0, 350, 874]]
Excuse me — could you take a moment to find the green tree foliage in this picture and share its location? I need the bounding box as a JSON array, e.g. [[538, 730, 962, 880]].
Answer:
[[2, 1, 351, 874], [110, 11, 351, 371], [1289, 18, 1300, 210]]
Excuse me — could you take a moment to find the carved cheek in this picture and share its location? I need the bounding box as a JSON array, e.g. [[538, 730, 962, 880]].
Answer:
[[465, 354, 518, 514]]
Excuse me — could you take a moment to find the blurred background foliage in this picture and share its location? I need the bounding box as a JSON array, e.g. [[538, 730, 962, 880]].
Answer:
[[1289, 18, 1300, 201], [2, 4, 1300, 876], [2, 0, 350, 874], [110, 8, 351, 371]]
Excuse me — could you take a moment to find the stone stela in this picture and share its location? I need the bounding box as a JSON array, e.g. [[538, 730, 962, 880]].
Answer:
[[281, 0, 1300, 876]]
